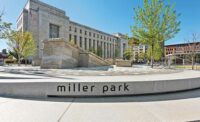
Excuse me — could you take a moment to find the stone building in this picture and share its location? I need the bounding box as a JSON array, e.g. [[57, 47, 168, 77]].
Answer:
[[17, 0, 128, 65], [132, 44, 148, 62]]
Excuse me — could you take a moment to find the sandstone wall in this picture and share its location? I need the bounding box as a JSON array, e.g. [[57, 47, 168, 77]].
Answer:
[[115, 60, 132, 67], [41, 39, 110, 69]]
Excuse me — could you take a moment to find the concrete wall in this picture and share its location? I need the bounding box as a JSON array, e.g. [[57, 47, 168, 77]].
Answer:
[[0, 76, 200, 98], [115, 60, 132, 67], [41, 39, 79, 69], [41, 38, 110, 69]]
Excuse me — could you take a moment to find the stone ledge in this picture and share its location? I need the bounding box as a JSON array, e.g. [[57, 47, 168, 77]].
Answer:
[[0, 76, 200, 98]]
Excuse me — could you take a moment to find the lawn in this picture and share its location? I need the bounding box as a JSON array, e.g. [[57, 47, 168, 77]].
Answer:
[[173, 65, 200, 70]]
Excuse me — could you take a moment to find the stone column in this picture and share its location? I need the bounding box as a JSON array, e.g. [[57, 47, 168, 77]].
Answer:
[[102, 41, 105, 58], [113, 43, 115, 58], [109, 43, 111, 58], [87, 38, 89, 51], [77, 36, 80, 47], [105, 42, 107, 58], [107, 43, 110, 58], [111, 43, 113, 58], [95, 40, 97, 52], [82, 38, 85, 50]]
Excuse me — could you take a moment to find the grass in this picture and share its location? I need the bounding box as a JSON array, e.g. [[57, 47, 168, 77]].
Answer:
[[173, 65, 200, 70]]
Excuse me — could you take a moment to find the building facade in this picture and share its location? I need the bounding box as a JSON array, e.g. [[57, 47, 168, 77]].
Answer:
[[17, 0, 128, 65], [132, 44, 148, 62], [113, 33, 128, 58], [165, 42, 200, 56], [165, 42, 200, 64]]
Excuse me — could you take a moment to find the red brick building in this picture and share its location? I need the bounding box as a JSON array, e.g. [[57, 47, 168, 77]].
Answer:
[[165, 42, 200, 56], [164, 42, 200, 64]]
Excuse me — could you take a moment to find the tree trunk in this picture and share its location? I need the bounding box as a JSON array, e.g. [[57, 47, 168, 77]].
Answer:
[[18, 55, 21, 66], [151, 44, 154, 68], [192, 56, 194, 70], [25, 58, 28, 66]]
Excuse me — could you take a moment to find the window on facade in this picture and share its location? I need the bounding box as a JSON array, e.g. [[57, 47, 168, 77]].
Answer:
[[93, 33, 95, 37], [69, 26, 71, 31], [101, 35, 102, 39], [80, 37, 82, 48], [97, 34, 99, 38], [85, 31, 87, 35], [85, 38, 87, 50], [69, 34, 72, 41], [75, 27, 77, 32], [80, 29, 82, 34], [93, 40, 95, 49], [89, 39, 91, 49], [49, 24, 59, 38], [74, 35, 77, 44], [89, 32, 91, 37]]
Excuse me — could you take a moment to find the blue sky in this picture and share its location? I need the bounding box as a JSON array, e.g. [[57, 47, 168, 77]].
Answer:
[[0, 0, 200, 51]]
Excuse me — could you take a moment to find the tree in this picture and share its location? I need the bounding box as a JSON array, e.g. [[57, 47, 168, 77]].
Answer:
[[123, 48, 133, 60], [6, 31, 36, 65], [0, 11, 11, 38], [185, 33, 200, 70], [138, 52, 145, 62], [146, 42, 162, 61], [97, 46, 102, 57], [131, 0, 180, 68], [114, 48, 120, 58], [2, 49, 7, 54]]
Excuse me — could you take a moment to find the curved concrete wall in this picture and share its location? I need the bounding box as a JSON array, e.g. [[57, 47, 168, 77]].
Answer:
[[0, 77, 200, 98]]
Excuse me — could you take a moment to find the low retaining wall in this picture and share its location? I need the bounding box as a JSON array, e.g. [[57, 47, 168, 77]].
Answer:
[[0, 77, 200, 98], [115, 60, 132, 67]]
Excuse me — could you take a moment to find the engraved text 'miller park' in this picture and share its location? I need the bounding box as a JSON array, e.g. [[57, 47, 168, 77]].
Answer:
[[57, 83, 130, 94]]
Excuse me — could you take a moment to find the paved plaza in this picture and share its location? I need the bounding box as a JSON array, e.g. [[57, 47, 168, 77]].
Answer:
[[0, 65, 200, 121], [0, 65, 181, 76], [0, 88, 200, 122]]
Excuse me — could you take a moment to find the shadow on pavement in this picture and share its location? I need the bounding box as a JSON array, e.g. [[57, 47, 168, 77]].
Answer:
[[0, 71, 77, 80], [0, 77, 45, 79], [2, 88, 200, 103]]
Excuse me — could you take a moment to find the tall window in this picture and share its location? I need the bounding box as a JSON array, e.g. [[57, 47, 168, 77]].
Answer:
[[89, 39, 91, 49], [80, 37, 82, 48], [75, 27, 77, 32], [69, 26, 71, 31], [85, 38, 87, 50], [49, 24, 59, 38], [69, 34, 72, 41], [74, 35, 77, 44]]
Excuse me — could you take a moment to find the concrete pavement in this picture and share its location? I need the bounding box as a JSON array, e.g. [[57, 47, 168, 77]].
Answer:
[[0, 88, 200, 122]]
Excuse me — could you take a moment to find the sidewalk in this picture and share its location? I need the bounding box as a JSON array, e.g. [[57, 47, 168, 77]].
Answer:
[[0, 88, 200, 122]]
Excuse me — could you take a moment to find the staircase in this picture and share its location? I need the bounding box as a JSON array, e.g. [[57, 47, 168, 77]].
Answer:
[[41, 38, 110, 69]]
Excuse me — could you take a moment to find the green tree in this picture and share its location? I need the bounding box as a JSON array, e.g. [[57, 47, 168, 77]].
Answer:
[[123, 48, 133, 60], [146, 43, 162, 61], [114, 48, 120, 58], [138, 52, 145, 61], [131, 0, 180, 68], [6, 31, 36, 65], [0, 12, 11, 38], [185, 33, 200, 70], [97, 46, 102, 57]]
